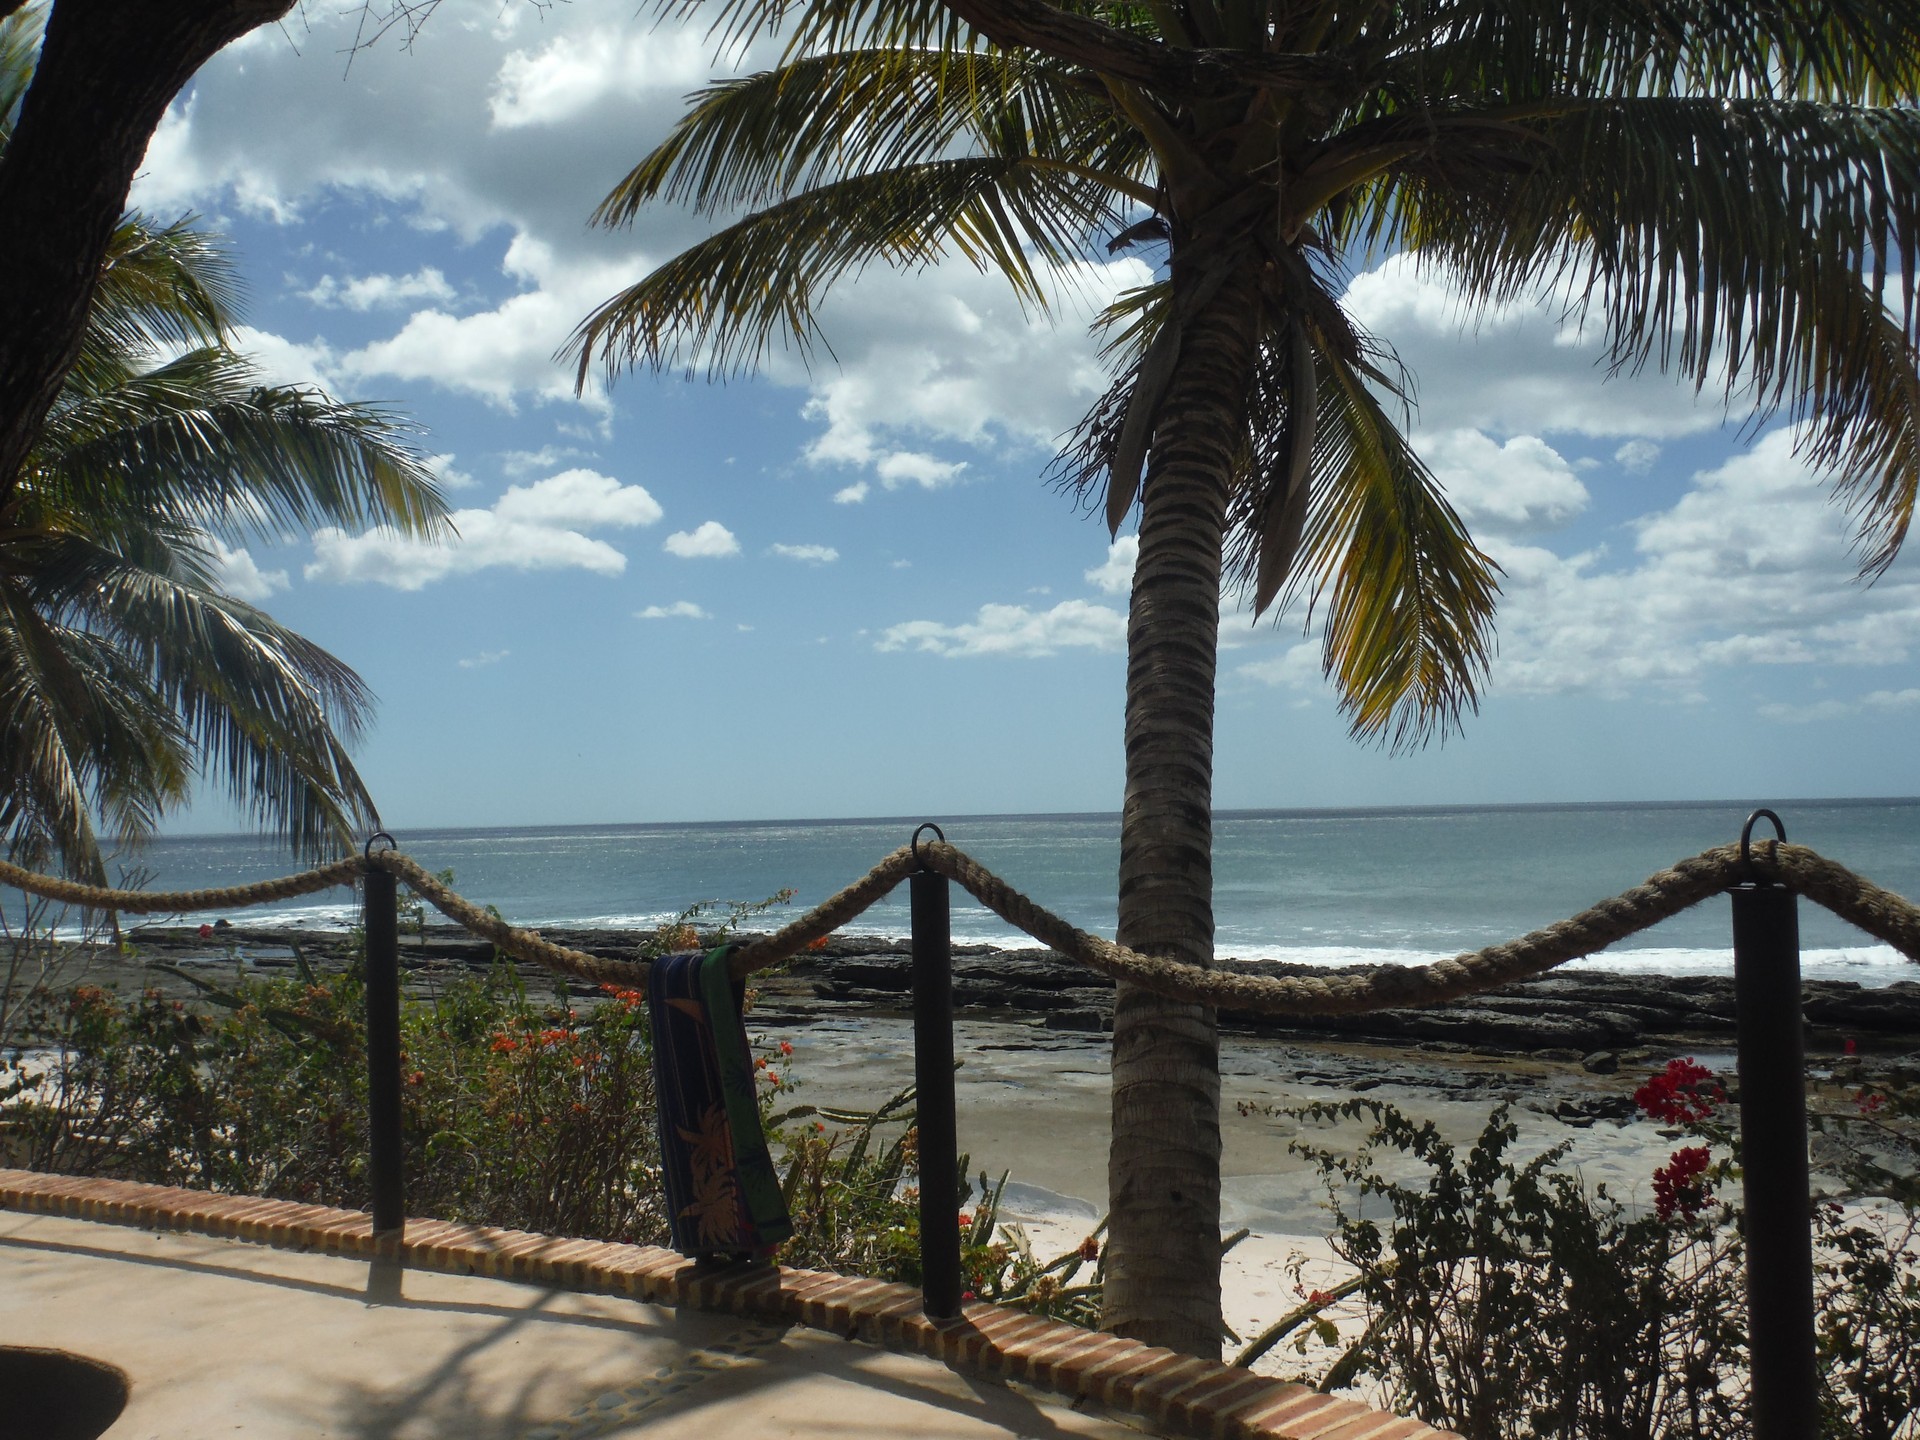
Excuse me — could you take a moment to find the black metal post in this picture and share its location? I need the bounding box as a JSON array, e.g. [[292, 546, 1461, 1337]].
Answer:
[[363, 856, 405, 1239], [1732, 814, 1817, 1440], [911, 855, 962, 1320]]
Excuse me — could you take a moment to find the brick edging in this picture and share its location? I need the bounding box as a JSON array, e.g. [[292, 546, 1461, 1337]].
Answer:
[[0, 1169, 1446, 1440]]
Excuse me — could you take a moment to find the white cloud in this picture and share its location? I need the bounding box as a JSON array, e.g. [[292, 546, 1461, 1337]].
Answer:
[[303, 267, 455, 311], [308, 512, 627, 590], [637, 601, 710, 620], [1615, 439, 1661, 474], [872, 451, 968, 490], [1236, 642, 1324, 690], [769, 543, 839, 564], [1762, 687, 1920, 723], [493, 468, 662, 528], [458, 649, 510, 669], [424, 452, 478, 490], [833, 482, 870, 505], [1423, 429, 1590, 533], [337, 237, 633, 413], [1341, 255, 1725, 441], [1084, 536, 1137, 596], [230, 325, 340, 391], [787, 256, 1152, 483], [489, 26, 712, 129], [305, 468, 660, 590], [210, 540, 289, 603], [877, 600, 1125, 658], [1477, 426, 1920, 696], [664, 521, 740, 558]]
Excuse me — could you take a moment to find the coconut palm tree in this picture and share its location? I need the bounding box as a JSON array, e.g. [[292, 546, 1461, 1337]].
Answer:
[[568, 0, 1920, 1355], [1, 9, 451, 881]]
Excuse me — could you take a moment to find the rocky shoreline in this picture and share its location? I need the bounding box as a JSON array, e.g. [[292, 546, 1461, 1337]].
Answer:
[[95, 921, 1920, 1070]]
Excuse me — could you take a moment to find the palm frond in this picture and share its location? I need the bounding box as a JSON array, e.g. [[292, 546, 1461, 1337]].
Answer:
[[34, 345, 451, 544], [571, 155, 1127, 380], [0, 1, 40, 142], [1285, 343, 1501, 751], [601, 46, 1149, 222], [63, 215, 243, 394], [1361, 95, 1920, 576], [43, 547, 380, 860]]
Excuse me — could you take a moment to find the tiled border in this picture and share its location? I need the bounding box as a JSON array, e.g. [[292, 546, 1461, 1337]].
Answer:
[[0, 1169, 1448, 1440]]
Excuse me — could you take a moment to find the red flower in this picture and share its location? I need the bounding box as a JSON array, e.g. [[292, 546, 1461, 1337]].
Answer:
[[1845, 1037, 1859, 1056], [779, 1040, 793, 1056], [197, 923, 214, 939], [806, 935, 830, 951], [1857, 1090, 1887, 1114], [490, 1034, 518, 1054], [1634, 1058, 1723, 1125], [1652, 1145, 1714, 1219], [1307, 1289, 1333, 1307]]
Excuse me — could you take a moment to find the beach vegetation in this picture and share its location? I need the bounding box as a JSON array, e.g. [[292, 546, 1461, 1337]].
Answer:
[[1241, 1063, 1919, 1439], [0, 7, 450, 883], [566, 0, 1920, 1355], [3, 927, 1101, 1319]]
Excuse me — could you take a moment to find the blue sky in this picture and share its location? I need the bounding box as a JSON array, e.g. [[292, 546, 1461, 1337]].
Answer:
[[127, 3, 1920, 833]]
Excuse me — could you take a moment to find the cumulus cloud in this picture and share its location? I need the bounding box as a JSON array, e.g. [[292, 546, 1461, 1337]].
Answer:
[[489, 25, 711, 129], [1615, 439, 1661, 474], [1423, 430, 1590, 533], [210, 540, 289, 603], [788, 257, 1152, 485], [458, 649, 510, 668], [493, 468, 663, 528], [306, 468, 661, 590], [1084, 536, 1138, 596], [337, 237, 634, 413], [877, 600, 1125, 658], [1478, 426, 1920, 696], [769, 543, 839, 564], [424, 452, 478, 491], [303, 267, 456, 311], [833, 482, 870, 505], [1342, 255, 1724, 441], [637, 601, 710, 620], [664, 521, 740, 558]]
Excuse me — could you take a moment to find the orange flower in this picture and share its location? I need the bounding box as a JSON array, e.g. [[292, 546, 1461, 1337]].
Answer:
[[805, 935, 829, 952]]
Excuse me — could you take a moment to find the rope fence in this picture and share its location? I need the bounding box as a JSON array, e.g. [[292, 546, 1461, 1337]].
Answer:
[[0, 837, 1916, 1018]]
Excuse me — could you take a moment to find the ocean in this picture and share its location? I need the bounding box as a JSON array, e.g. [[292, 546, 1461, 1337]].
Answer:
[[118, 798, 1920, 986]]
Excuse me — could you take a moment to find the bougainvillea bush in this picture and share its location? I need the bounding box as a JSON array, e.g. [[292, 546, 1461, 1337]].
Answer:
[[1253, 1056, 1917, 1440]]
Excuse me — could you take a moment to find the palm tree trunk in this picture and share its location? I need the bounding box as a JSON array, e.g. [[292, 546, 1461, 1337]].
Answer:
[[1102, 262, 1260, 1358], [0, 0, 293, 490]]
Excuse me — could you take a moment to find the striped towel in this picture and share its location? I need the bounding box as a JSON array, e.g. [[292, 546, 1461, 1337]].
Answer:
[[648, 945, 792, 1259]]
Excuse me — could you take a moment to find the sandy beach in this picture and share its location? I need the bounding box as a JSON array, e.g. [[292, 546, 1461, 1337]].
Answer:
[[778, 1012, 1696, 1368]]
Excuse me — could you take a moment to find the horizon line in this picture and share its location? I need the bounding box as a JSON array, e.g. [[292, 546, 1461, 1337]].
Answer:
[[148, 793, 1920, 845]]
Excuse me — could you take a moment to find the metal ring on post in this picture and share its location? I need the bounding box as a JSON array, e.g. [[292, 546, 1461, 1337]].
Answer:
[[364, 831, 397, 860], [1740, 809, 1786, 872], [910, 822, 946, 870]]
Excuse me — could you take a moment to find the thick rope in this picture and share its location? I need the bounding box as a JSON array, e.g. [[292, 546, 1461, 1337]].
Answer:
[[0, 838, 1914, 1017], [368, 852, 652, 989], [0, 854, 363, 914]]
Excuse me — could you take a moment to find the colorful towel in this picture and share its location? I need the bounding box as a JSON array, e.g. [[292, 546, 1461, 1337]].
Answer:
[[648, 945, 792, 1259]]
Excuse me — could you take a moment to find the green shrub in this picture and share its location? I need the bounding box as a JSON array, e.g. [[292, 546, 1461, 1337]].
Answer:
[[1244, 1060, 1918, 1440]]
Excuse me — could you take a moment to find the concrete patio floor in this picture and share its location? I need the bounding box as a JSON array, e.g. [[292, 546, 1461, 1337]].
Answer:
[[0, 1208, 1145, 1440]]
